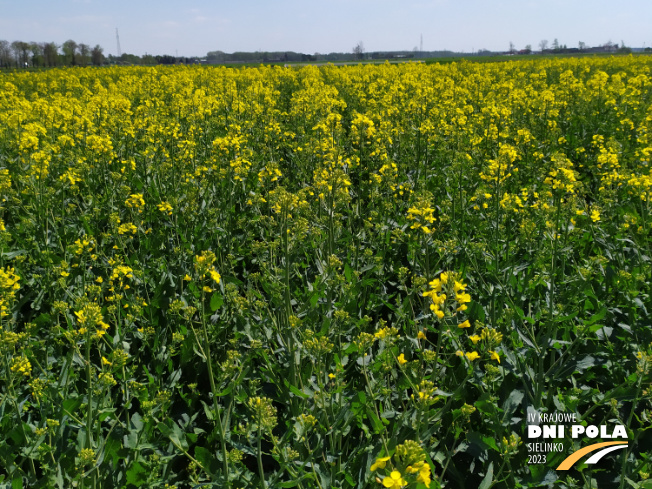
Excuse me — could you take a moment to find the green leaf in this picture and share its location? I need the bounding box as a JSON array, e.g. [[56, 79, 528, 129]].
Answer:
[[584, 307, 607, 327], [284, 379, 311, 399], [131, 412, 143, 431], [210, 293, 223, 312], [365, 407, 384, 433], [514, 306, 534, 325], [344, 263, 352, 282], [2, 250, 26, 259], [502, 389, 524, 423], [482, 436, 499, 452], [201, 400, 214, 421], [475, 393, 497, 416], [587, 323, 606, 333], [624, 477, 639, 489], [478, 461, 493, 489], [195, 447, 219, 476], [158, 421, 188, 450], [126, 461, 147, 485], [62, 397, 83, 417], [278, 475, 316, 489], [102, 435, 122, 467]]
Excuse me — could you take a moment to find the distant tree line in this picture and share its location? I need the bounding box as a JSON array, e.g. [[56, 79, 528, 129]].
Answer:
[[206, 51, 318, 63], [0, 39, 105, 68], [206, 50, 464, 64], [514, 39, 637, 55], [2, 38, 648, 70]]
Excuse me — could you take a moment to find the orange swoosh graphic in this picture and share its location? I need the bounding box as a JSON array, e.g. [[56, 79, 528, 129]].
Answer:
[[556, 441, 628, 470]]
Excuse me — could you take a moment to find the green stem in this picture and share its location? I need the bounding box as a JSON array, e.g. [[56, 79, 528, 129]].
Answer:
[[257, 424, 266, 489], [200, 292, 230, 488], [283, 214, 298, 416], [618, 375, 643, 489], [85, 336, 93, 450]]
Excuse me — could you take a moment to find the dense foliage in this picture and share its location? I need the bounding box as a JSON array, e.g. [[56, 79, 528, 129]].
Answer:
[[0, 57, 651, 488]]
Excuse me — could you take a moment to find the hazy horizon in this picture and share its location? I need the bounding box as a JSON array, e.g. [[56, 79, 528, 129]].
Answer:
[[2, 0, 651, 58]]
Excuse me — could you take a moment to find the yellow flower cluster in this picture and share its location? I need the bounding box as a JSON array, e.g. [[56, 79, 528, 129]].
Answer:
[[157, 201, 173, 215], [371, 440, 432, 487], [411, 379, 439, 407], [117, 222, 138, 235], [0, 267, 20, 318], [194, 251, 221, 292], [406, 205, 436, 234], [422, 271, 470, 319], [125, 193, 145, 212], [71, 237, 95, 255], [458, 326, 503, 364], [246, 396, 277, 433], [10, 355, 32, 377], [74, 303, 110, 339]]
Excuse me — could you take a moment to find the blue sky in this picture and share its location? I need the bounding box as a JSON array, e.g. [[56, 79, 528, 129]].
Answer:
[[1, 0, 651, 56]]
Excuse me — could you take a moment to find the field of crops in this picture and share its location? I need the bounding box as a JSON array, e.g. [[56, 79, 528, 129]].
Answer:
[[1, 57, 651, 489]]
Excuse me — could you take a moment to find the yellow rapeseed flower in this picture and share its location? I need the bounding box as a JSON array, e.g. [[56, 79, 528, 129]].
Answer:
[[209, 269, 221, 284], [382, 471, 407, 489], [465, 351, 480, 361], [157, 201, 173, 215], [370, 456, 391, 472]]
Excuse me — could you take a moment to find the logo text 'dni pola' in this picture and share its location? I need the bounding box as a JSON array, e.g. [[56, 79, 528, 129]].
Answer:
[[526, 411, 628, 471]]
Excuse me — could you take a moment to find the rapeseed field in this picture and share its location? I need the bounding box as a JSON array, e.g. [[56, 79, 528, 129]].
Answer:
[[1, 57, 651, 488]]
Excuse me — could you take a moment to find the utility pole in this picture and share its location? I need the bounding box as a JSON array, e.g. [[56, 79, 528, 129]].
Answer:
[[116, 28, 122, 58]]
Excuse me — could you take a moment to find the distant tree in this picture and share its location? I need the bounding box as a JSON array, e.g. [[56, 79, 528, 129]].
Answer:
[[509, 41, 515, 54], [618, 40, 631, 54], [120, 53, 141, 64], [78, 43, 90, 66], [29, 42, 43, 67], [539, 39, 548, 52], [206, 50, 226, 63], [0, 40, 12, 68], [552, 38, 559, 51], [141, 54, 156, 65], [11, 41, 30, 67], [43, 42, 58, 66], [156, 54, 176, 65], [91, 44, 104, 66], [353, 41, 365, 60], [524, 44, 532, 54], [62, 39, 78, 65], [578, 41, 586, 51], [10, 41, 21, 66]]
